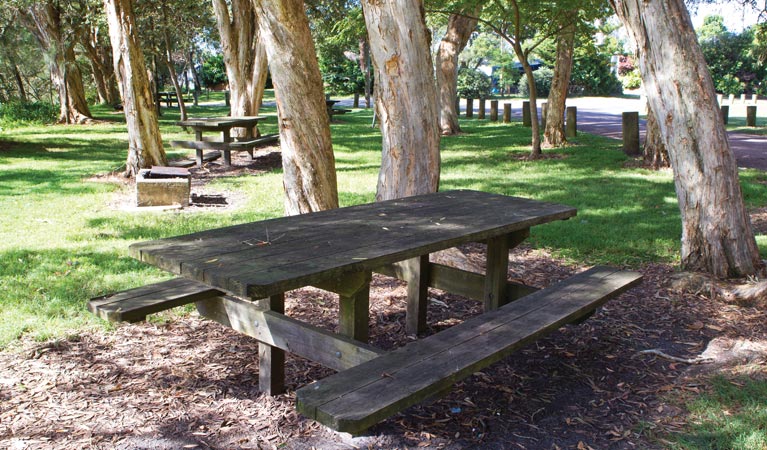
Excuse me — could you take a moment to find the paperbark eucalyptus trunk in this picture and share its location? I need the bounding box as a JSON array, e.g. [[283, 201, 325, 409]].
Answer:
[[643, 106, 670, 169], [514, 43, 541, 158], [25, 2, 92, 124], [82, 24, 119, 105], [436, 10, 478, 135], [610, 0, 762, 278], [254, 0, 338, 214], [104, 0, 167, 177], [162, 27, 187, 121], [362, 0, 440, 200], [358, 37, 371, 108], [212, 0, 268, 137], [543, 17, 575, 148], [12, 64, 27, 102]]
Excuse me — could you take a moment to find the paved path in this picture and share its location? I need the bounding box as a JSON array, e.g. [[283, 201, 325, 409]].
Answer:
[[554, 97, 767, 171]]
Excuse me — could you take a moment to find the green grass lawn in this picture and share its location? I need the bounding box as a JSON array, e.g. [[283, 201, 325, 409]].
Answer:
[[2, 94, 767, 446]]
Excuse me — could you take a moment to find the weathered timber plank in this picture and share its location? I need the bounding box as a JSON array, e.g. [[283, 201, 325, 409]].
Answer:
[[169, 140, 233, 151], [296, 267, 642, 433], [336, 271, 372, 342], [130, 192, 464, 272], [88, 278, 223, 323], [375, 263, 538, 303], [196, 296, 382, 371], [228, 134, 279, 149], [392, 256, 430, 335], [131, 191, 576, 297]]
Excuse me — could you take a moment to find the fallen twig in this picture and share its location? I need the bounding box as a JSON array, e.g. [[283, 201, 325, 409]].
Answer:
[[638, 349, 713, 364]]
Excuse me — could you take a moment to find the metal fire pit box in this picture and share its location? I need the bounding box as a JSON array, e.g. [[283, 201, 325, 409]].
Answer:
[[136, 166, 191, 207]]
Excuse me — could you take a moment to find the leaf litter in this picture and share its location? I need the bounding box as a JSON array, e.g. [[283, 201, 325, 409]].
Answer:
[[1, 244, 765, 449]]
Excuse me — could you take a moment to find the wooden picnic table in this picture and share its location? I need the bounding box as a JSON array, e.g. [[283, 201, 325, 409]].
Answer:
[[171, 116, 274, 167], [94, 190, 643, 433]]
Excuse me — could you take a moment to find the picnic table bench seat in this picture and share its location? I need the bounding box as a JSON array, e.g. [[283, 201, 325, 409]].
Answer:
[[296, 266, 642, 434], [87, 277, 223, 323], [169, 133, 279, 167]]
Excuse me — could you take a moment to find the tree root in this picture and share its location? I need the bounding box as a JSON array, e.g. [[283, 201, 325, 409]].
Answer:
[[638, 349, 714, 364]]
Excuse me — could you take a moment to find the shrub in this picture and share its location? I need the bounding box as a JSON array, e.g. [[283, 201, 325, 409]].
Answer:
[[617, 55, 635, 76], [716, 74, 744, 95], [457, 67, 493, 99], [199, 54, 227, 88], [517, 67, 554, 98], [621, 69, 642, 90], [0, 101, 57, 128], [571, 52, 623, 96]]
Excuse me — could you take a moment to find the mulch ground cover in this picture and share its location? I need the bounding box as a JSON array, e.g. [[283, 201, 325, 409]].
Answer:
[[3, 160, 766, 449], [2, 244, 765, 450]]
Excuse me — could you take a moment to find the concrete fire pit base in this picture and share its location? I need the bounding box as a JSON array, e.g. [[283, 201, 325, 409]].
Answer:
[[136, 168, 191, 207]]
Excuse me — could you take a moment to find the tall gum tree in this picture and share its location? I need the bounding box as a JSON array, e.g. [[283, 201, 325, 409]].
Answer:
[[363, 0, 440, 200], [436, 7, 480, 136], [543, 12, 575, 148], [24, 1, 92, 124], [104, 0, 167, 177], [212, 0, 268, 135], [254, 0, 338, 214], [610, 0, 762, 278]]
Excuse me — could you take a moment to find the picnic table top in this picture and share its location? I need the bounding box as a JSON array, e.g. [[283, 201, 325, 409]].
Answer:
[[129, 190, 576, 299], [176, 116, 266, 129]]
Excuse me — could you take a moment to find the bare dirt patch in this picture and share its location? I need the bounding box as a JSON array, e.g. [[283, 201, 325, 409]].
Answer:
[[87, 149, 281, 213], [2, 245, 765, 449]]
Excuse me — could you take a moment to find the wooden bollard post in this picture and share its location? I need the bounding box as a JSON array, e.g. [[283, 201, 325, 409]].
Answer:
[[466, 98, 474, 118], [490, 100, 499, 121], [721, 105, 730, 124], [622, 111, 640, 156], [541, 102, 548, 129], [455, 97, 460, 115], [747, 105, 757, 127], [353, 92, 360, 108], [522, 101, 531, 127], [566, 106, 577, 137], [503, 103, 511, 123], [225, 91, 231, 107], [478, 98, 486, 119]]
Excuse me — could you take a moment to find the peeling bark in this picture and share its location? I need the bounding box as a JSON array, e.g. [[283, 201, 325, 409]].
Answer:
[[104, 0, 167, 177], [212, 0, 268, 138], [25, 2, 92, 124], [254, 0, 338, 214], [643, 106, 670, 169], [544, 16, 575, 148], [436, 9, 478, 135], [610, 0, 762, 278], [363, 0, 440, 200]]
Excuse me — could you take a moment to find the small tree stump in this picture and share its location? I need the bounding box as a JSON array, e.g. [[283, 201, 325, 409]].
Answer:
[[747, 105, 757, 127], [522, 101, 531, 127], [622, 111, 640, 156], [566, 106, 577, 137]]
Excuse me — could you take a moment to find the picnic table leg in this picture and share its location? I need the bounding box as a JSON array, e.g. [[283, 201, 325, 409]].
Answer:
[[195, 130, 204, 167], [259, 293, 286, 395], [222, 129, 232, 166], [394, 256, 429, 335], [315, 271, 372, 342], [484, 236, 511, 311]]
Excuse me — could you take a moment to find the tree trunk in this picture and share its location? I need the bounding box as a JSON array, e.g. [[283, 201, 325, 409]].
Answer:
[[12, 64, 27, 102], [514, 43, 541, 158], [104, 0, 167, 177], [82, 24, 119, 105], [362, 0, 441, 200], [162, 27, 187, 121], [358, 37, 371, 108], [544, 16, 575, 148], [436, 10, 478, 136], [254, 0, 338, 214], [188, 49, 202, 95], [25, 2, 92, 124], [643, 106, 670, 169], [212, 0, 268, 138], [610, 0, 762, 278]]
